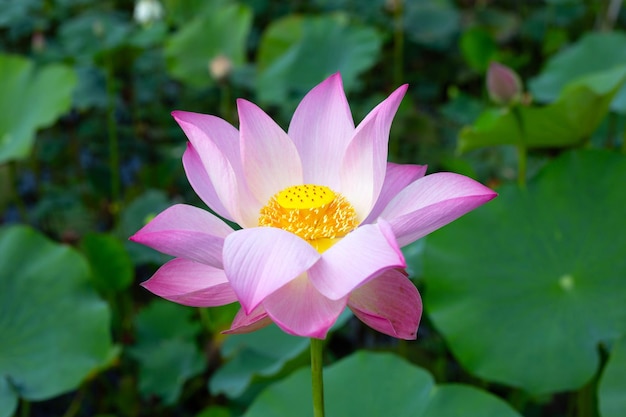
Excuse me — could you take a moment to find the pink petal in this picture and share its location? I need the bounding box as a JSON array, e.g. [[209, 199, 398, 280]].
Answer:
[[182, 143, 231, 221], [380, 172, 497, 247], [141, 258, 237, 307], [287, 73, 355, 189], [173, 111, 260, 227], [223, 305, 273, 334], [348, 269, 422, 340], [307, 220, 405, 301], [129, 204, 233, 267], [263, 275, 347, 338], [237, 99, 303, 205], [223, 227, 320, 314], [364, 162, 428, 224], [340, 85, 408, 221]]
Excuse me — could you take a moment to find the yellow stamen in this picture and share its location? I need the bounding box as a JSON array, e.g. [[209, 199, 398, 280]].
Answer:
[[259, 184, 358, 252]]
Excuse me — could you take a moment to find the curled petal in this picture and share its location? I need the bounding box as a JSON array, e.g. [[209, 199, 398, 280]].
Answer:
[[141, 258, 237, 307], [308, 220, 405, 301], [341, 85, 408, 221], [364, 162, 428, 224], [288, 73, 355, 188], [223, 305, 273, 335], [129, 204, 233, 267], [238, 99, 303, 205], [263, 275, 347, 339], [223, 227, 320, 314], [348, 269, 422, 340], [381, 172, 497, 247]]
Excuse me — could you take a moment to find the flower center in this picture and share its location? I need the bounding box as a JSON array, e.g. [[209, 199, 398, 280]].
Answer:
[[258, 184, 358, 252]]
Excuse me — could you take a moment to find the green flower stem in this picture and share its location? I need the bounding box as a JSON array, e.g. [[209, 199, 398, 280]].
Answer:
[[105, 54, 121, 224], [310, 338, 325, 417]]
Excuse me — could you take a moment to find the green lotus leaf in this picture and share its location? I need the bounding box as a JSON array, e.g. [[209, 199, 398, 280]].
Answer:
[[210, 324, 310, 398], [211, 311, 351, 398], [403, 0, 460, 51], [598, 336, 626, 417], [244, 351, 522, 417], [0, 225, 113, 417], [529, 31, 626, 113], [0, 54, 76, 164], [164, 3, 252, 87], [81, 232, 133, 293], [129, 300, 205, 405], [423, 149, 626, 394], [459, 66, 626, 152], [256, 13, 382, 106]]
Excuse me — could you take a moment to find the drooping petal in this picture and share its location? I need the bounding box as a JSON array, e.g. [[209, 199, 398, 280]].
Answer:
[[223, 227, 320, 314], [141, 258, 237, 307], [340, 85, 408, 221], [223, 304, 273, 334], [308, 220, 405, 301], [348, 269, 422, 340], [129, 204, 233, 267], [173, 111, 260, 227], [238, 99, 303, 205], [263, 274, 347, 339], [364, 162, 428, 224], [288, 73, 355, 188], [381, 172, 497, 247]]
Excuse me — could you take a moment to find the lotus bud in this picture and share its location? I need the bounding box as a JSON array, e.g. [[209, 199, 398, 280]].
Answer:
[[209, 54, 233, 82], [486, 62, 523, 106]]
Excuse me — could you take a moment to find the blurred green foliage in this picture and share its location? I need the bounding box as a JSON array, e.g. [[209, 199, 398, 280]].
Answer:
[[1, 0, 626, 416]]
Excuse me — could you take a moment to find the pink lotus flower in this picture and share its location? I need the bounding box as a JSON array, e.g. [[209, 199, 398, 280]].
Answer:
[[130, 74, 496, 339]]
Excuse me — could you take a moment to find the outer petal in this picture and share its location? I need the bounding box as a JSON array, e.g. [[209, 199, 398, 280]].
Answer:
[[223, 305, 273, 334], [173, 111, 260, 227], [129, 204, 233, 267], [348, 269, 422, 340], [288, 73, 355, 188], [381, 172, 497, 247], [340, 85, 408, 221], [141, 258, 237, 307], [238, 99, 303, 205], [223, 227, 320, 314], [182, 143, 230, 220], [364, 162, 428, 224], [307, 220, 405, 301], [263, 274, 347, 339]]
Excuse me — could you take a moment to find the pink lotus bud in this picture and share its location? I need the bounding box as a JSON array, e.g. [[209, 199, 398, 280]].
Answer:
[[486, 62, 523, 105]]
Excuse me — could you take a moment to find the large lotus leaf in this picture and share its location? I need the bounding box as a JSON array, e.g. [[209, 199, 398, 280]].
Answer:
[[256, 14, 382, 105], [529, 32, 626, 113], [244, 351, 522, 417], [598, 336, 626, 417], [0, 225, 113, 417], [0, 54, 76, 164], [458, 65, 626, 153], [129, 300, 205, 405], [210, 323, 311, 398], [422, 149, 626, 395], [58, 11, 132, 63], [403, 0, 460, 51], [164, 3, 252, 87], [81, 232, 133, 293], [211, 311, 351, 398]]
